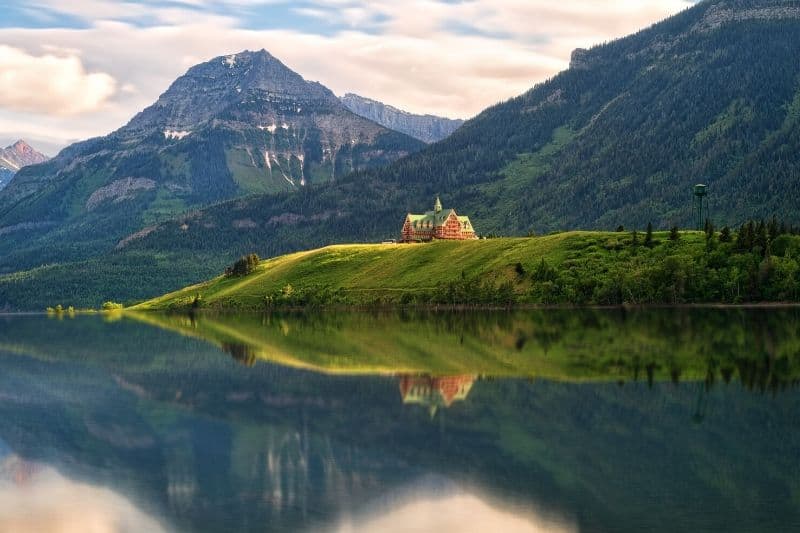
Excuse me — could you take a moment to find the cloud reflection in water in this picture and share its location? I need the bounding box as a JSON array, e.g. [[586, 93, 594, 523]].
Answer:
[[0, 460, 168, 533], [329, 489, 576, 533]]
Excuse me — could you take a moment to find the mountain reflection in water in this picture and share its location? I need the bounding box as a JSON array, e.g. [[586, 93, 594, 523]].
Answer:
[[0, 308, 798, 532]]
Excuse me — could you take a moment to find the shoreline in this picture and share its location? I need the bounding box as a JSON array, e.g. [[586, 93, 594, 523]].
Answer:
[[3, 301, 800, 317]]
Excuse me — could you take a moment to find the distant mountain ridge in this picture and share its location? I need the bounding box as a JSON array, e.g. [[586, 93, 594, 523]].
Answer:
[[0, 140, 48, 190], [340, 93, 464, 143]]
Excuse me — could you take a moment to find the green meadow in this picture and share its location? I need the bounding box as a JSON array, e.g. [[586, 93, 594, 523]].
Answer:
[[132, 230, 800, 310]]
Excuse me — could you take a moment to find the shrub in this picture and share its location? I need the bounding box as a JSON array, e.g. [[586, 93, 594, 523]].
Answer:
[[102, 301, 124, 310]]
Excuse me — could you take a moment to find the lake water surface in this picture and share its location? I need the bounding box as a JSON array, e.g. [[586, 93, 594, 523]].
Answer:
[[0, 309, 799, 532]]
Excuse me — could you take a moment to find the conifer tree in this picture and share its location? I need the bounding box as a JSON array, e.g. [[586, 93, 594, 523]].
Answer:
[[704, 219, 715, 239], [644, 222, 654, 248], [735, 223, 748, 251], [756, 221, 768, 255], [746, 221, 756, 249], [768, 216, 779, 242]]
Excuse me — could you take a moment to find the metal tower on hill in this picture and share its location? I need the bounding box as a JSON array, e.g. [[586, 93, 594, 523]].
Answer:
[[693, 184, 708, 230]]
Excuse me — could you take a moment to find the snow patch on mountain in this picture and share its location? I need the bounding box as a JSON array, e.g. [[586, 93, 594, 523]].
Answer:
[[0, 156, 20, 171], [163, 130, 191, 140]]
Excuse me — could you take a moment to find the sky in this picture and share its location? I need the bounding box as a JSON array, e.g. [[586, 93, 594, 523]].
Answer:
[[0, 0, 696, 155]]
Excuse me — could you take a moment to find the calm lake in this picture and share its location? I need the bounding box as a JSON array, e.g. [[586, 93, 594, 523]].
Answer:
[[0, 308, 799, 532]]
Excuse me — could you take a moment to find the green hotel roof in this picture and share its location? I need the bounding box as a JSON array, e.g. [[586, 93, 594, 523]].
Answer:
[[406, 209, 473, 228]]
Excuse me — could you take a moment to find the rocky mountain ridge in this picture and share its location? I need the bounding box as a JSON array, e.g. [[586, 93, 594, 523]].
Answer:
[[0, 140, 48, 190], [340, 93, 464, 143]]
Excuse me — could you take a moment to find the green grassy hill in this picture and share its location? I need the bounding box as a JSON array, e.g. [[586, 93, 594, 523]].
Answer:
[[132, 230, 800, 310]]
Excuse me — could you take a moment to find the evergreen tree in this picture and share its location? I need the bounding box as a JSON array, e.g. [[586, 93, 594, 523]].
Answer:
[[704, 219, 715, 239], [226, 253, 261, 276], [704, 220, 716, 252], [644, 222, 654, 248], [669, 226, 680, 241], [720, 226, 732, 243], [756, 221, 768, 256], [735, 223, 746, 251], [746, 221, 756, 250], [768, 216, 779, 242]]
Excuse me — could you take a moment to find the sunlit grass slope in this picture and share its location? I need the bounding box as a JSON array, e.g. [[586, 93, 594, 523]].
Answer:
[[134, 231, 717, 310]]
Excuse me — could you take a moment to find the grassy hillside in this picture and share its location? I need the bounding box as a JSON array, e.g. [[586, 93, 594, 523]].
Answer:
[[133, 230, 800, 310]]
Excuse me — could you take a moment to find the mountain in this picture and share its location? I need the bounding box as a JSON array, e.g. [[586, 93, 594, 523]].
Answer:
[[5, 0, 800, 309], [0, 49, 423, 271], [340, 93, 464, 143], [0, 140, 48, 190]]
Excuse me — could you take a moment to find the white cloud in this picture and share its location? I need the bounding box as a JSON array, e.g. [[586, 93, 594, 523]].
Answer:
[[0, 45, 117, 115], [0, 1, 695, 151]]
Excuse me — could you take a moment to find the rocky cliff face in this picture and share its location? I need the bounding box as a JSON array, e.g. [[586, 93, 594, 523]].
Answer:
[[695, 0, 800, 31], [0, 140, 48, 190], [340, 93, 464, 143]]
